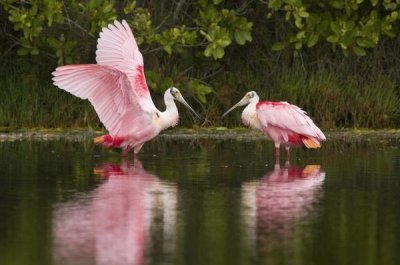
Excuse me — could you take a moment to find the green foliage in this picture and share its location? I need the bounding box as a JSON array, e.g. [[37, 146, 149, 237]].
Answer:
[[198, 3, 253, 59], [145, 70, 174, 93], [1, 0, 255, 103], [4, 0, 64, 56], [156, 26, 198, 55], [187, 80, 214, 103], [267, 0, 400, 55]]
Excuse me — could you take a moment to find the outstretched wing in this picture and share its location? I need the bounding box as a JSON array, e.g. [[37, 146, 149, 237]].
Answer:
[[96, 20, 155, 112], [52, 64, 156, 137], [256, 101, 326, 140]]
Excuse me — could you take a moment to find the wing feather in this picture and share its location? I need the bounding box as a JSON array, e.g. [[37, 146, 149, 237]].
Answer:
[[96, 20, 155, 112], [52, 64, 155, 137], [256, 102, 326, 140], [52, 20, 160, 139]]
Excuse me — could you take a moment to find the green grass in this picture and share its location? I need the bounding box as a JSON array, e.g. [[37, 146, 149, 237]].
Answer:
[[1, 57, 399, 130], [216, 46, 400, 129], [269, 67, 400, 128], [0, 59, 101, 130]]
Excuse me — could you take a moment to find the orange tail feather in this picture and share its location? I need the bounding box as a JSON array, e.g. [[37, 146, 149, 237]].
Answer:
[[302, 138, 321, 149], [94, 136, 105, 144]]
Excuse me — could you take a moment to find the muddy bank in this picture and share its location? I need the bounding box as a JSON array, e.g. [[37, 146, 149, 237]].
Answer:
[[1, 128, 400, 144]]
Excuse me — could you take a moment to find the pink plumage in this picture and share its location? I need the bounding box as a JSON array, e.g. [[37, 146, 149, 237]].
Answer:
[[52, 20, 199, 156], [222, 91, 326, 158], [256, 101, 325, 147], [241, 163, 324, 246], [53, 159, 177, 264]]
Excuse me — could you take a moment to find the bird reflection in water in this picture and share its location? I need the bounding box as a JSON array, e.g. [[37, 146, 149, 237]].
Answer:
[[53, 159, 177, 265], [241, 160, 325, 253]]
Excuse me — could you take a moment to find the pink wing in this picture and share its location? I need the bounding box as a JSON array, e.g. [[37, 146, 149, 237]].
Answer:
[[96, 20, 155, 112], [256, 101, 326, 140], [52, 20, 159, 137], [52, 64, 156, 137]]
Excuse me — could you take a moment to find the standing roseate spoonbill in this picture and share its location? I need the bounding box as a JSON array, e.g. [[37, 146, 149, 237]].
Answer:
[[52, 20, 200, 156], [222, 91, 326, 158]]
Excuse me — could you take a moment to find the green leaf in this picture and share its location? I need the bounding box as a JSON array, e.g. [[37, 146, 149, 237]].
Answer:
[[217, 38, 231, 47], [307, 34, 319, 47], [330, 22, 341, 34], [269, 0, 283, 9], [145, 70, 161, 91], [285, 11, 292, 21], [47, 37, 61, 48], [298, 9, 309, 18], [296, 31, 306, 39], [212, 47, 225, 59], [331, 1, 344, 9], [234, 30, 252, 45], [272, 42, 285, 51], [188, 80, 213, 103], [163, 45, 172, 54], [353, 46, 366, 56], [30, 47, 39, 55], [356, 38, 375, 48], [327, 35, 339, 43], [295, 17, 303, 28], [17, 47, 30, 56], [124, 1, 136, 14], [204, 45, 213, 57], [295, 42, 302, 50], [102, 3, 113, 13]]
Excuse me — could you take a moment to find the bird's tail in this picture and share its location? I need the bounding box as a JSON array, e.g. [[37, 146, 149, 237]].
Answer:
[[302, 137, 321, 149], [94, 135, 109, 145], [94, 136, 104, 144], [94, 135, 124, 148]]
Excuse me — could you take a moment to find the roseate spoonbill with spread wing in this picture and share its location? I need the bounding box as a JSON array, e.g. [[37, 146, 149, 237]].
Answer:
[[222, 91, 326, 158], [52, 20, 200, 156]]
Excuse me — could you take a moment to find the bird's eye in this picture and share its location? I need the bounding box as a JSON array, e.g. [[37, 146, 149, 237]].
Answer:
[[248, 93, 253, 98], [170, 89, 176, 96]]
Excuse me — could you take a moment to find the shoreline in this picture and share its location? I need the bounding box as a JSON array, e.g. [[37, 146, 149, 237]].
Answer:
[[1, 128, 400, 143]]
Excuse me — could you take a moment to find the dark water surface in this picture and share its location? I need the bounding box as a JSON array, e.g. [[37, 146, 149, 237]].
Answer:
[[0, 138, 399, 265]]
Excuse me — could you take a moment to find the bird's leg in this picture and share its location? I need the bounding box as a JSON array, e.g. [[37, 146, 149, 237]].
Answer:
[[133, 143, 144, 158], [274, 143, 280, 157], [121, 156, 130, 169], [285, 146, 291, 162], [274, 155, 280, 168], [122, 145, 132, 156], [284, 159, 290, 168], [133, 158, 144, 169]]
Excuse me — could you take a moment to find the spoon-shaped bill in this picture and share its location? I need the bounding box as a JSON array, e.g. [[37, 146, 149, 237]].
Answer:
[[175, 94, 201, 119], [222, 97, 250, 118]]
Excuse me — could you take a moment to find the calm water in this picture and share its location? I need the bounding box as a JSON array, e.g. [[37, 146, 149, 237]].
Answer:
[[0, 138, 399, 265]]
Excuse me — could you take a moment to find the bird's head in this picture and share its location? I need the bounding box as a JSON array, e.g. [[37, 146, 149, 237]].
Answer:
[[166, 87, 201, 118], [222, 91, 259, 118]]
